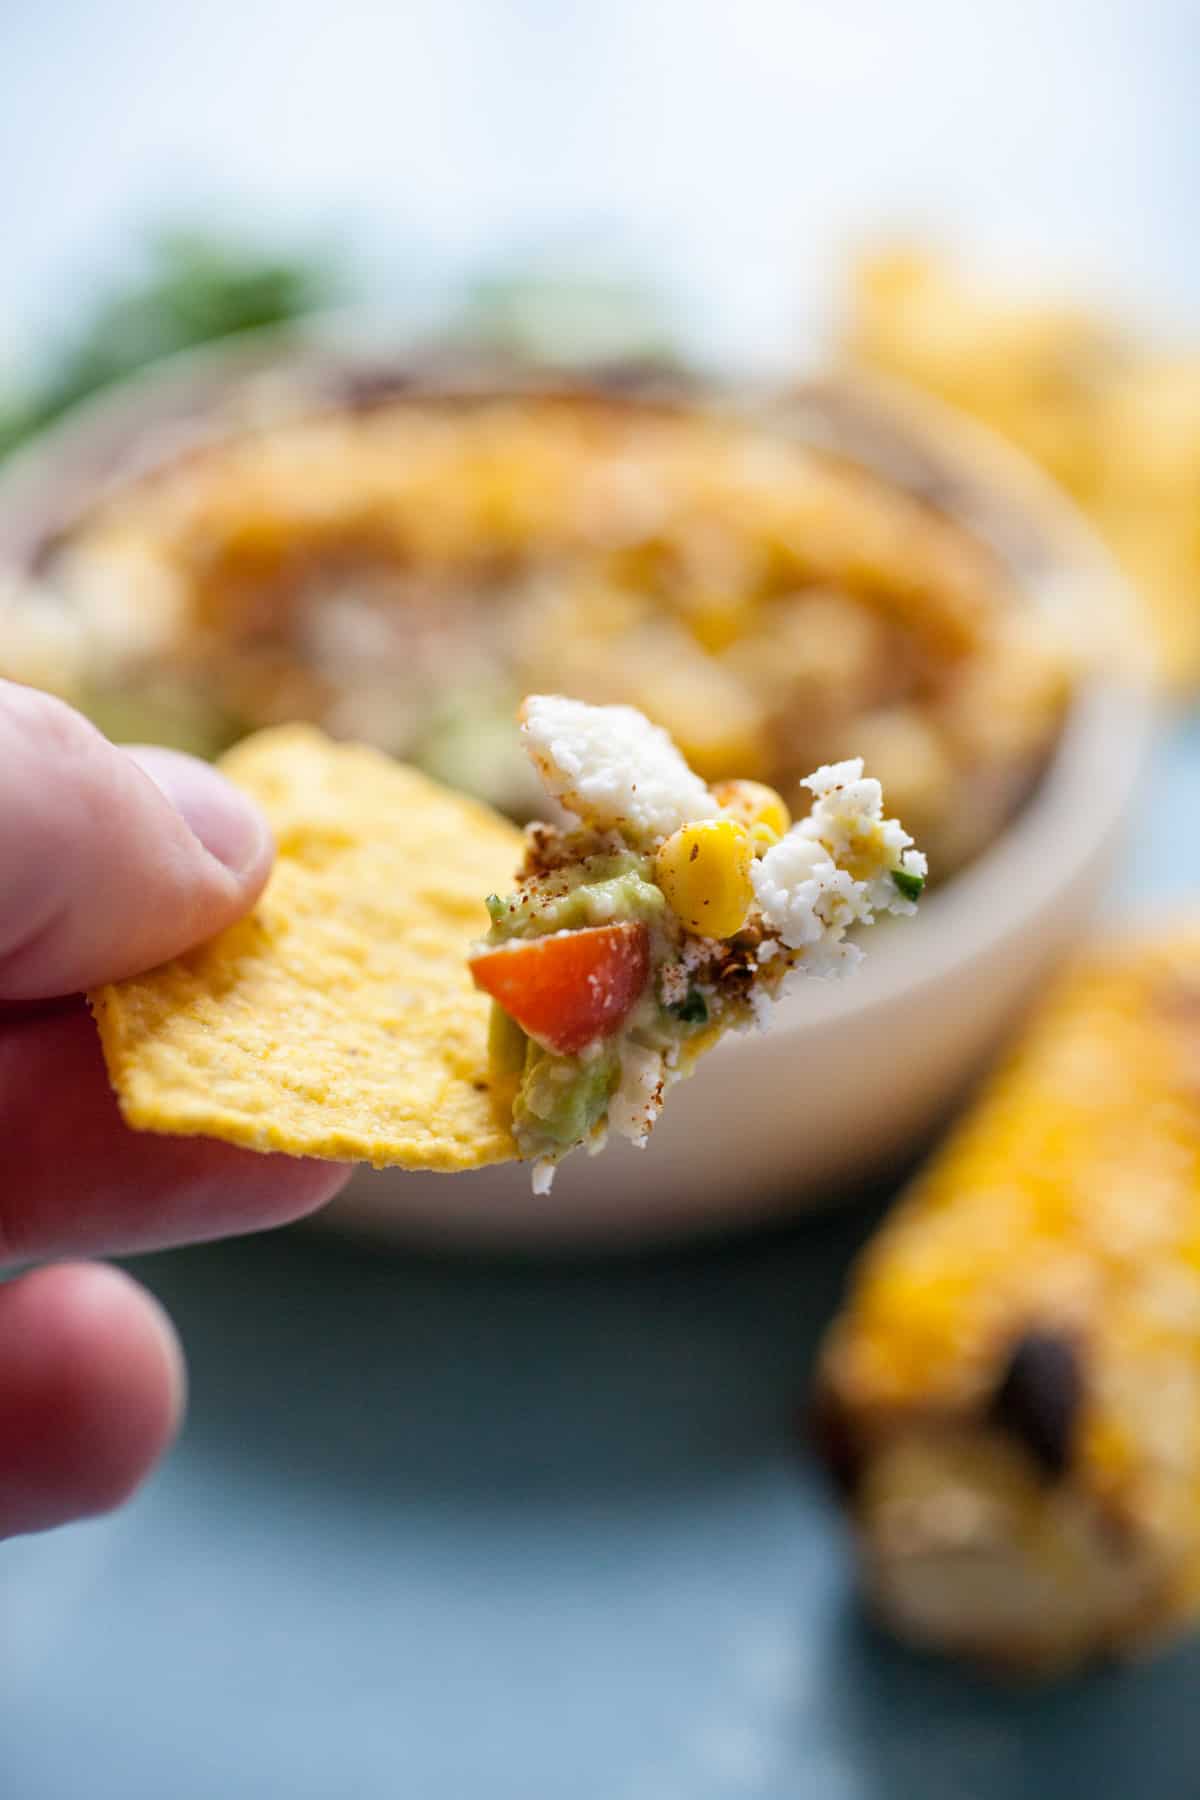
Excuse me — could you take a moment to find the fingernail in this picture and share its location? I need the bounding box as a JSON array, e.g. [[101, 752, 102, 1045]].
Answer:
[[126, 746, 270, 879]]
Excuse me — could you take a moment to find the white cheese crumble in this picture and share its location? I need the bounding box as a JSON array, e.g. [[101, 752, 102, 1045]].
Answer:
[[751, 757, 927, 973], [519, 694, 718, 846], [658, 961, 690, 1009], [531, 1158, 556, 1196], [607, 1043, 667, 1146]]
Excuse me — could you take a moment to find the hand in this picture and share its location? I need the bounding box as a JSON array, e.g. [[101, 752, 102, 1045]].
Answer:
[[0, 682, 349, 1539]]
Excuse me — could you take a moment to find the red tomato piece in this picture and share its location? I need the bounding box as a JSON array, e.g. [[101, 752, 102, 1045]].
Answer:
[[470, 922, 651, 1055]]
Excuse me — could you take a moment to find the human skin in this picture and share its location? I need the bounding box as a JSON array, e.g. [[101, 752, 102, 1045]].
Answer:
[[0, 680, 349, 1538]]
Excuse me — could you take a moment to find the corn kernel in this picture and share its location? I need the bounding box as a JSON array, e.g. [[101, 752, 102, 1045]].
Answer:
[[712, 778, 791, 847], [630, 654, 770, 783], [682, 595, 751, 654], [655, 818, 754, 938]]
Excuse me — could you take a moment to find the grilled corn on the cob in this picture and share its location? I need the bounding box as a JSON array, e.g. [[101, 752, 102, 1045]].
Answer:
[[814, 924, 1200, 1675]]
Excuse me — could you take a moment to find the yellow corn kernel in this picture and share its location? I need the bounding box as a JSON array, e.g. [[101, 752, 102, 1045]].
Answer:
[[630, 653, 770, 783], [712, 778, 791, 848], [655, 818, 754, 938], [682, 594, 752, 655]]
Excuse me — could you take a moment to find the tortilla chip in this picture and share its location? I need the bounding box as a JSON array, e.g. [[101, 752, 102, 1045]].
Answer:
[[90, 726, 522, 1170]]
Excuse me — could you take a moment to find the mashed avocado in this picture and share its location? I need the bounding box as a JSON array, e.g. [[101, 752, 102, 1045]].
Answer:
[[484, 853, 665, 943], [513, 1041, 619, 1153]]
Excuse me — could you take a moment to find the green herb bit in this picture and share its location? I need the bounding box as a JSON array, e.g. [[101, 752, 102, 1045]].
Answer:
[[668, 987, 708, 1025], [891, 867, 925, 903]]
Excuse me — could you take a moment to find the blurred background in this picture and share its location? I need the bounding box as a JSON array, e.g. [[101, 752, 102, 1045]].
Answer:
[[4, 0, 1200, 372], [2, 3, 1200, 1796]]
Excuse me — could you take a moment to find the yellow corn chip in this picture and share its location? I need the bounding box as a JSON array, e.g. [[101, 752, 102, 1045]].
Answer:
[[90, 726, 522, 1169]]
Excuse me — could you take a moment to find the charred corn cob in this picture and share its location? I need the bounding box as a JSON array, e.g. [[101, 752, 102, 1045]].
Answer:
[[814, 924, 1200, 1675]]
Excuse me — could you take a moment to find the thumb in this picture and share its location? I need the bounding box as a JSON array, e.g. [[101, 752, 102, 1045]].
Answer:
[[0, 682, 272, 1000]]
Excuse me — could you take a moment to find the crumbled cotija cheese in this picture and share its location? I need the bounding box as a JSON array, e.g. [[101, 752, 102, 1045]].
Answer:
[[520, 694, 717, 847], [752, 758, 927, 975]]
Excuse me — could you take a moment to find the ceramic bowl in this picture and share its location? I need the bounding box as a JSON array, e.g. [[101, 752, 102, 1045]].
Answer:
[[0, 325, 1154, 1247]]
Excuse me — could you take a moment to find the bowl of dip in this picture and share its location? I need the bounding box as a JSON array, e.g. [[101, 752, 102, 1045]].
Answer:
[[0, 326, 1153, 1244]]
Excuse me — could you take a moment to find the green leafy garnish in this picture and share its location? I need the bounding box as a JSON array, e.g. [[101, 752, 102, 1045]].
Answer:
[[891, 867, 925, 903], [0, 228, 336, 460], [485, 894, 507, 926], [668, 987, 708, 1025]]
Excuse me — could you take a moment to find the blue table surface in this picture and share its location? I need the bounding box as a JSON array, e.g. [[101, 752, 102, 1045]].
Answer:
[[4, 718, 1199, 1800]]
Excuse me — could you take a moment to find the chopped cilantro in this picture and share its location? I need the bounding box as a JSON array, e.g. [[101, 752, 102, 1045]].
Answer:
[[891, 867, 925, 903], [668, 987, 708, 1025]]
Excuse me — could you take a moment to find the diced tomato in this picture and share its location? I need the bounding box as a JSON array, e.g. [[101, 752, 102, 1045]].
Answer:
[[470, 922, 651, 1056]]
